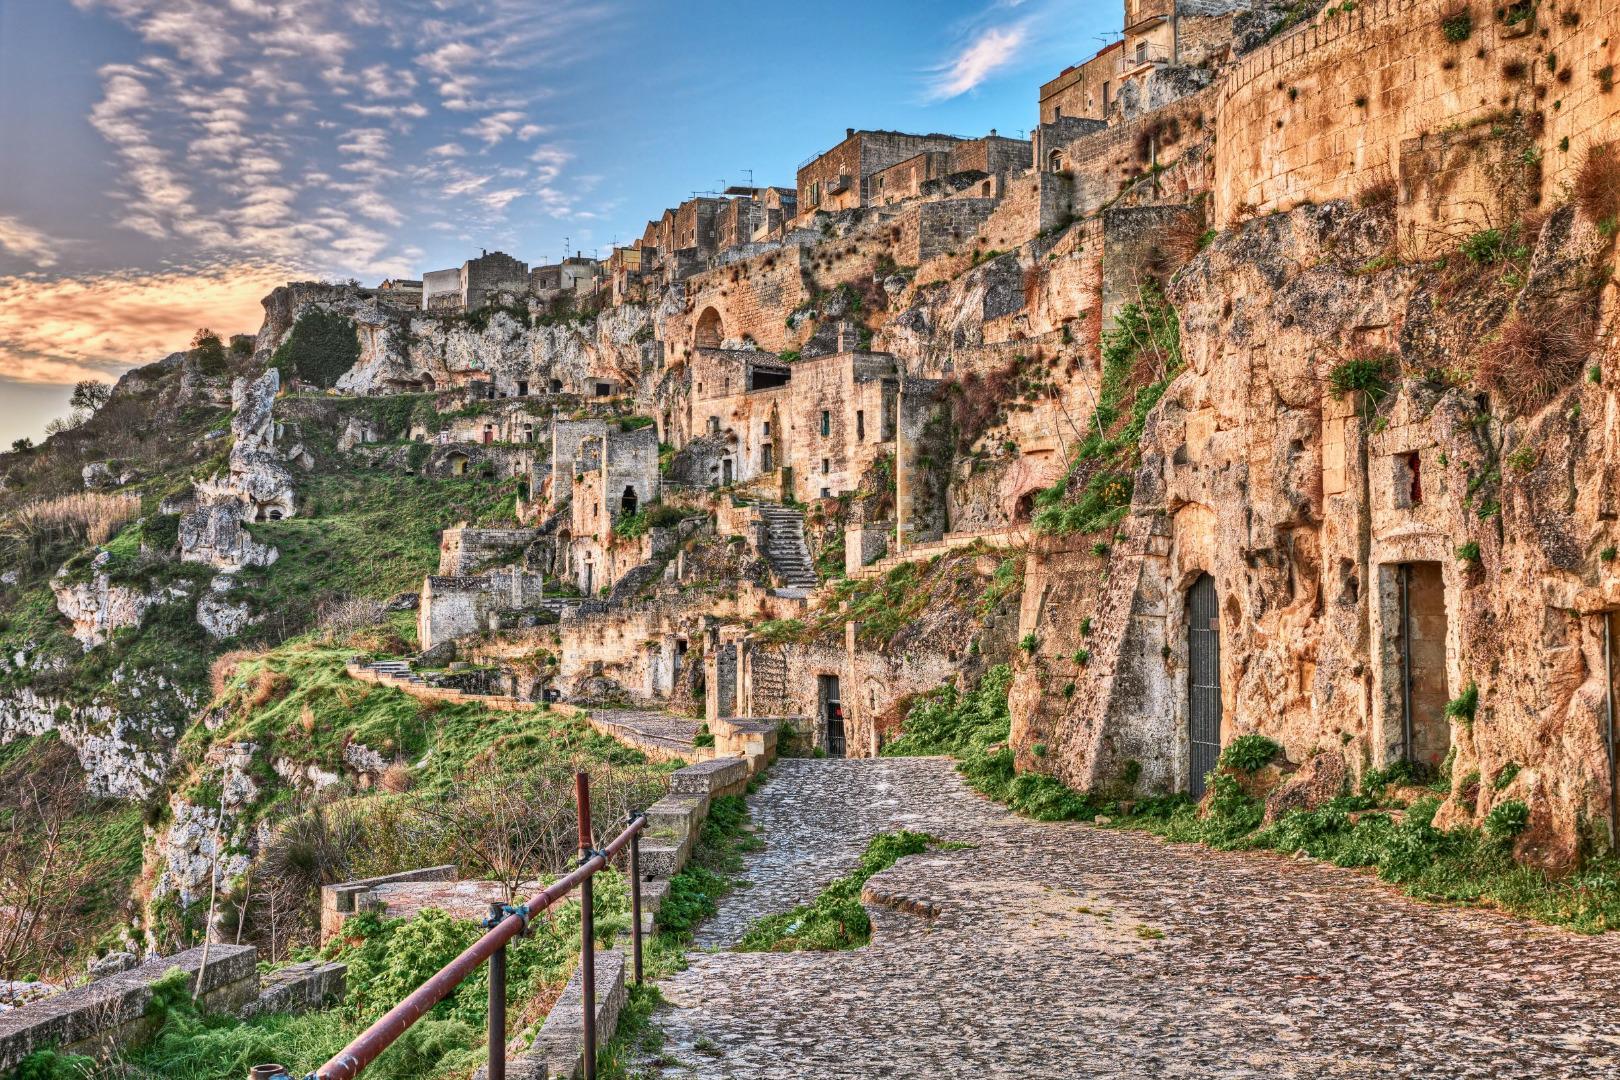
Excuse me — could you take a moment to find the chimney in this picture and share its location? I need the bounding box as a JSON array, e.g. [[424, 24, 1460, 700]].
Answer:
[[846, 127, 855, 139], [989, 128, 998, 137]]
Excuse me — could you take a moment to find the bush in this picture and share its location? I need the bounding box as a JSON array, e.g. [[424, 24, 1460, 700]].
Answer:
[[1441, 6, 1473, 41], [1219, 734, 1281, 772], [1445, 682, 1479, 725], [1576, 142, 1620, 228], [881, 664, 1012, 758], [1327, 354, 1390, 414], [1475, 305, 1591, 418], [1484, 799, 1530, 840], [272, 308, 362, 389]]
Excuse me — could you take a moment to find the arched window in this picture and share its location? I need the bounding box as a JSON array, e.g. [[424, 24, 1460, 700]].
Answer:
[[1048, 149, 1065, 173], [620, 485, 639, 516]]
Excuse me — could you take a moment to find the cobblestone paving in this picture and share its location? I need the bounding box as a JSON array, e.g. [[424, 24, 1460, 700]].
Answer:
[[641, 757, 1620, 1079]]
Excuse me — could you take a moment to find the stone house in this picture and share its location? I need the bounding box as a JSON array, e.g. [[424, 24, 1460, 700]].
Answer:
[[795, 129, 967, 218]]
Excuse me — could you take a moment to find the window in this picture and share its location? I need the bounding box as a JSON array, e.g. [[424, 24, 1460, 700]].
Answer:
[[595, 382, 612, 397], [708, 416, 720, 435], [820, 487, 830, 498], [762, 421, 771, 437], [517, 380, 528, 396], [820, 410, 831, 437], [763, 445, 774, 471], [822, 458, 830, 474], [856, 410, 865, 441], [549, 378, 562, 393]]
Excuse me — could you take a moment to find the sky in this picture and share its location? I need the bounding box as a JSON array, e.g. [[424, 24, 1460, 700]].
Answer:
[[0, 0, 1118, 447]]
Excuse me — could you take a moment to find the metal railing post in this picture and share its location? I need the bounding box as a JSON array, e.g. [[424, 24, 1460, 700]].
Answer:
[[576, 772, 597, 1080], [628, 817, 643, 986], [487, 901, 507, 1080]]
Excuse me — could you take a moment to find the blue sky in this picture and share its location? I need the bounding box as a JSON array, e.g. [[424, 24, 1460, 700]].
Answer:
[[0, 0, 1117, 446]]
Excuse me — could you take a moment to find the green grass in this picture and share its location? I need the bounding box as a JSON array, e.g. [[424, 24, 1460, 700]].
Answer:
[[123, 876, 633, 1080], [735, 831, 938, 952], [649, 793, 758, 955]]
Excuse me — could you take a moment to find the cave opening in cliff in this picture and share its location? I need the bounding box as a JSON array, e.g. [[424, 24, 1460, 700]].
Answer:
[[1187, 573, 1222, 799], [1390, 562, 1451, 774]]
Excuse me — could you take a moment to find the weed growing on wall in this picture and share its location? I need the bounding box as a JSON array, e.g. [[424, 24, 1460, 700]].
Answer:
[[1033, 282, 1183, 536]]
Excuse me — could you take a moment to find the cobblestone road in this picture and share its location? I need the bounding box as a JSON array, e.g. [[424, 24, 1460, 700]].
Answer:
[[641, 757, 1620, 1079]]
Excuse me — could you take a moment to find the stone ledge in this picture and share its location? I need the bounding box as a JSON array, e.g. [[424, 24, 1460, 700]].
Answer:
[[477, 950, 627, 1080], [0, 945, 258, 1073], [245, 960, 347, 1018], [669, 757, 749, 798]]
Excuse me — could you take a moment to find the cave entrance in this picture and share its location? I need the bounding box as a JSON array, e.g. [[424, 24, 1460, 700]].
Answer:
[[818, 674, 845, 757], [1186, 573, 1222, 799], [1391, 561, 1451, 775]]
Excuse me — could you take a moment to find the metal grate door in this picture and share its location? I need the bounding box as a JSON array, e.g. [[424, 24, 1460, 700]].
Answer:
[[1187, 574, 1222, 798]]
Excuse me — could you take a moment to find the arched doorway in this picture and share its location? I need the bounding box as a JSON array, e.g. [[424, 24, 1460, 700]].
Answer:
[[448, 452, 469, 476], [695, 306, 724, 349], [620, 485, 639, 516], [1187, 573, 1222, 798]]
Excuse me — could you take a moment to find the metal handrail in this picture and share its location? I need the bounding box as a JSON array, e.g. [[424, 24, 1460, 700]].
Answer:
[[256, 772, 647, 1080]]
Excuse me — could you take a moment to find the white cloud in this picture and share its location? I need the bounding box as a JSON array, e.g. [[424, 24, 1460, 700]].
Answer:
[[465, 110, 527, 146], [926, 23, 1029, 100], [0, 218, 62, 268]]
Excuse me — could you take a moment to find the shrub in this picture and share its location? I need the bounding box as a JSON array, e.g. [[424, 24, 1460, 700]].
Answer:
[[1577, 142, 1620, 228], [1018, 633, 1038, 653], [1603, 546, 1618, 562], [1354, 167, 1398, 209], [272, 308, 362, 388], [1492, 761, 1522, 790], [1484, 799, 1530, 840], [1455, 541, 1481, 562], [1475, 304, 1591, 417], [1327, 354, 1390, 415], [1219, 734, 1281, 772], [1445, 681, 1479, 725]]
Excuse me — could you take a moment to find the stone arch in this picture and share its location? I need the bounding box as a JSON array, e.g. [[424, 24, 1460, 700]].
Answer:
[[448, 451, 469, 476], [695, 306, 724, 349], [1048, 149, 1065, 173], [620, 485, 639, 517]]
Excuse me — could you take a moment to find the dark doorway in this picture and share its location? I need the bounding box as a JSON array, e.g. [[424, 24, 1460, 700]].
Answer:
[[819, 674, 845, 757], [620, 485, 639, 516], [1395, 562, 1450, 773], [1187, 573, 1222, 798], [721, 458, 734, 485]]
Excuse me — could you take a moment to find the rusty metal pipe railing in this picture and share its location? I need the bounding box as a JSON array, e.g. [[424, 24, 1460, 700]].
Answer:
[[289, 773, 647, 1080]]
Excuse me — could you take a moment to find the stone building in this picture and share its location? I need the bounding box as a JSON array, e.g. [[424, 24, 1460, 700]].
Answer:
[[422, 267, 463, 312], [419, 251, 530, 312], [795, 129, 968, 217]]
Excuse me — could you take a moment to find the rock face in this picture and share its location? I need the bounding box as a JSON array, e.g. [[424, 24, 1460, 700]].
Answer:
[[1011, 197, 1616, 866], [51, 558, 190, 650], [179, 369, 291, 572], [196, 575, 257, 640]]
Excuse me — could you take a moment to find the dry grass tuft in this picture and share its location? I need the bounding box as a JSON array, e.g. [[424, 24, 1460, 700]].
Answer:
[[0, 492, 140, 563], [379, 761, 415, 794], [1475, 303, 1593, 416], [1576, 142, 1620, 226], [246, 668, 291, 711], [210, 649, 263, 699], [1354, 166, 1398, 211]]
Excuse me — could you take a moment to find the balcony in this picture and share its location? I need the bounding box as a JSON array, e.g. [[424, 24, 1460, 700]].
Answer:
[[1118, 41, 1172, 76]]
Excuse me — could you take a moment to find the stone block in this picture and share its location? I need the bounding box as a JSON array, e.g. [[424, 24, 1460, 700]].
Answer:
[[668, 757, 749, 798], [479, 951, 626, 1080], [245, 960, 347, 1017]]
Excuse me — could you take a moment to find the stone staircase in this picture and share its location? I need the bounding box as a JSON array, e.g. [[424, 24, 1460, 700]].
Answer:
[[851, 526, 1024, 580], [748, 648, 790, 713], [758, 505, 818, 595]]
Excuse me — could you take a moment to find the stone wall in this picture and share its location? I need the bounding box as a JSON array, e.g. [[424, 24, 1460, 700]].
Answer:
[[1211, 0, 1620, 231]]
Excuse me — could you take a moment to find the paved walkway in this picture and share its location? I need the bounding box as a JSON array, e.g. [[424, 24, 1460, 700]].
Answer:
[[639, 757, 1620, 1079], [584, 709, 700, 762]]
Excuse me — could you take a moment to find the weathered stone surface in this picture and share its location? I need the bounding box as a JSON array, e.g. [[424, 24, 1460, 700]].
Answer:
[[1262, 751, 1349, 825], [641, 758, 1620, 1078]]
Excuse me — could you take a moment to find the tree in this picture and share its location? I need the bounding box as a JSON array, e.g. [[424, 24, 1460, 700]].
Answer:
[[9, 437, 32, 453], [69, 380, 110, 414], [190, 328, 227, 374]]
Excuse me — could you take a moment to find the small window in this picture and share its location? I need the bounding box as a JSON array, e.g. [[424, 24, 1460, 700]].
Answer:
[[549, 378, 562, 393], [822, 458, 830, 475], [820, 410, 831, 437], [517, 380, 528, 396], [762, 421, 771, 437], [856, 410, 865, 441], [595, 382, 612, 397], [820, 487, 830, 498]]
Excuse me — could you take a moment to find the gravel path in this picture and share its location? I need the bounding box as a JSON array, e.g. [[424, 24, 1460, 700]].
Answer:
[[639, 757, 1620, 1079]]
